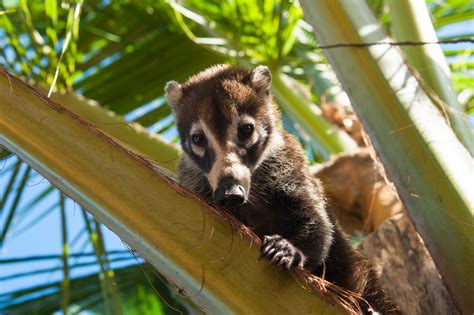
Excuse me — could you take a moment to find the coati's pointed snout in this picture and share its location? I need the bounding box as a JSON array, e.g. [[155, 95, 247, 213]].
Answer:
[[214, 177, 246, 207]]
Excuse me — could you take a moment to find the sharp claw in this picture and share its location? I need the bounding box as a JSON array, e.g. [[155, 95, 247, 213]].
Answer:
[[278, 258, 290, 270], [260, 246, 276, 260], [270, 253, 281, 263], [262, 244, 273, 254], [276, 258, 285, 266], [264, 248, 276, 259], [270, 251, 284, 263], [277, 257, 288, 268], [266, 248, 277, 257]]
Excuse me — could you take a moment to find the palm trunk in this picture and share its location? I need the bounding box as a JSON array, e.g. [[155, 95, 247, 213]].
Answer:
[[300, 1, 474, 313]]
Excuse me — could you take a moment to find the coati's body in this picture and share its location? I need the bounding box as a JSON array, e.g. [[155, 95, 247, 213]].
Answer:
[[166, 65, 398, 314]]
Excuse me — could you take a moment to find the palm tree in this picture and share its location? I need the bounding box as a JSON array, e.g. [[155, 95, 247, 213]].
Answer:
[[1, 0, 472, 313]]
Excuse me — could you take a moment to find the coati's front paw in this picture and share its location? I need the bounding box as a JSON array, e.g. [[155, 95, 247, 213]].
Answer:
[[260, 234, 306, 269]]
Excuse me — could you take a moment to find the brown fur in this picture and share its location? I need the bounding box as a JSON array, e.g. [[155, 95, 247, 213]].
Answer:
[[167, 65, 399, 314]]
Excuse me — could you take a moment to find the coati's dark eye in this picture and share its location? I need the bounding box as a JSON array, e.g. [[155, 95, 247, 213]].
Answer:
[[191, 133, 206, 146], [239, 123, 254, 139]]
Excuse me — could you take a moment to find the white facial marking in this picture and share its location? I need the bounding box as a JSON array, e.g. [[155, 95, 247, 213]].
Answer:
[[202, 115, 251, 194], [200, 121, 223, 190], [197, 107, 283, 199]]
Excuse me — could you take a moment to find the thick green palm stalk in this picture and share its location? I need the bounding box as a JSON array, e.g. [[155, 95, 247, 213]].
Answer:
[[0, 68, 343, 314], [45, 91, 181, 174], [300, 0, 474, 313], [387, 0, 474, 155]]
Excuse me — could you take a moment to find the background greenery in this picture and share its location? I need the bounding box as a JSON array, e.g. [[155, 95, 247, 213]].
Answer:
[[0, 0, 472, 313]]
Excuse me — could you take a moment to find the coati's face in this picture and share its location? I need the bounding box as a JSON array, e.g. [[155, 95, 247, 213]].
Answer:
[[166, 65, 282, 207]]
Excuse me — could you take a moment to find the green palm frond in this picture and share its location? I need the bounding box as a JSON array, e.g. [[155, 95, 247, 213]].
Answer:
[[1, 165, 31, 245], [1, 263, 189, 315], [169, 0, 357, 156], [428, 0, 473, 28]]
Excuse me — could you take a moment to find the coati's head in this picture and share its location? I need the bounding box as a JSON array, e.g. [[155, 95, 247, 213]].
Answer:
[[166, 65, 283, 207]]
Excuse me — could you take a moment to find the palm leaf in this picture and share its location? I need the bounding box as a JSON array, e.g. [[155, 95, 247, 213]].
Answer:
[[1, 264, 189, 314]]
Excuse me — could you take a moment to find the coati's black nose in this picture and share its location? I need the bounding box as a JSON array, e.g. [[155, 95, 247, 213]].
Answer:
[[214, 177, 245, 207]]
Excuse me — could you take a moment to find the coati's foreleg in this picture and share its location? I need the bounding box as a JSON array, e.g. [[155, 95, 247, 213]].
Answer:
[[259, 183, 335, 273]]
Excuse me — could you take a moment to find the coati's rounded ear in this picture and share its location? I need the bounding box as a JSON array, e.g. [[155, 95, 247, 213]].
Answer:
[[165, 81, 182, 108], [250, 65, 272, 93]]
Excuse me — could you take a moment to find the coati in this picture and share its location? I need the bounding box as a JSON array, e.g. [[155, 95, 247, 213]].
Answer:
[[166, 65, 399, 314]]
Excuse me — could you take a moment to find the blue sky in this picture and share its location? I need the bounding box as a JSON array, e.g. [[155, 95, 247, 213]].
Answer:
[[0, 156, 139, 296]]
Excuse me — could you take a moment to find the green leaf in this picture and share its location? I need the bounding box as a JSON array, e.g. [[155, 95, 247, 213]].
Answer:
[[0, 160, 21, 213], [0, 148, 11, 160], [0, 165, 31, 245], [44, 0, 57, 25]]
